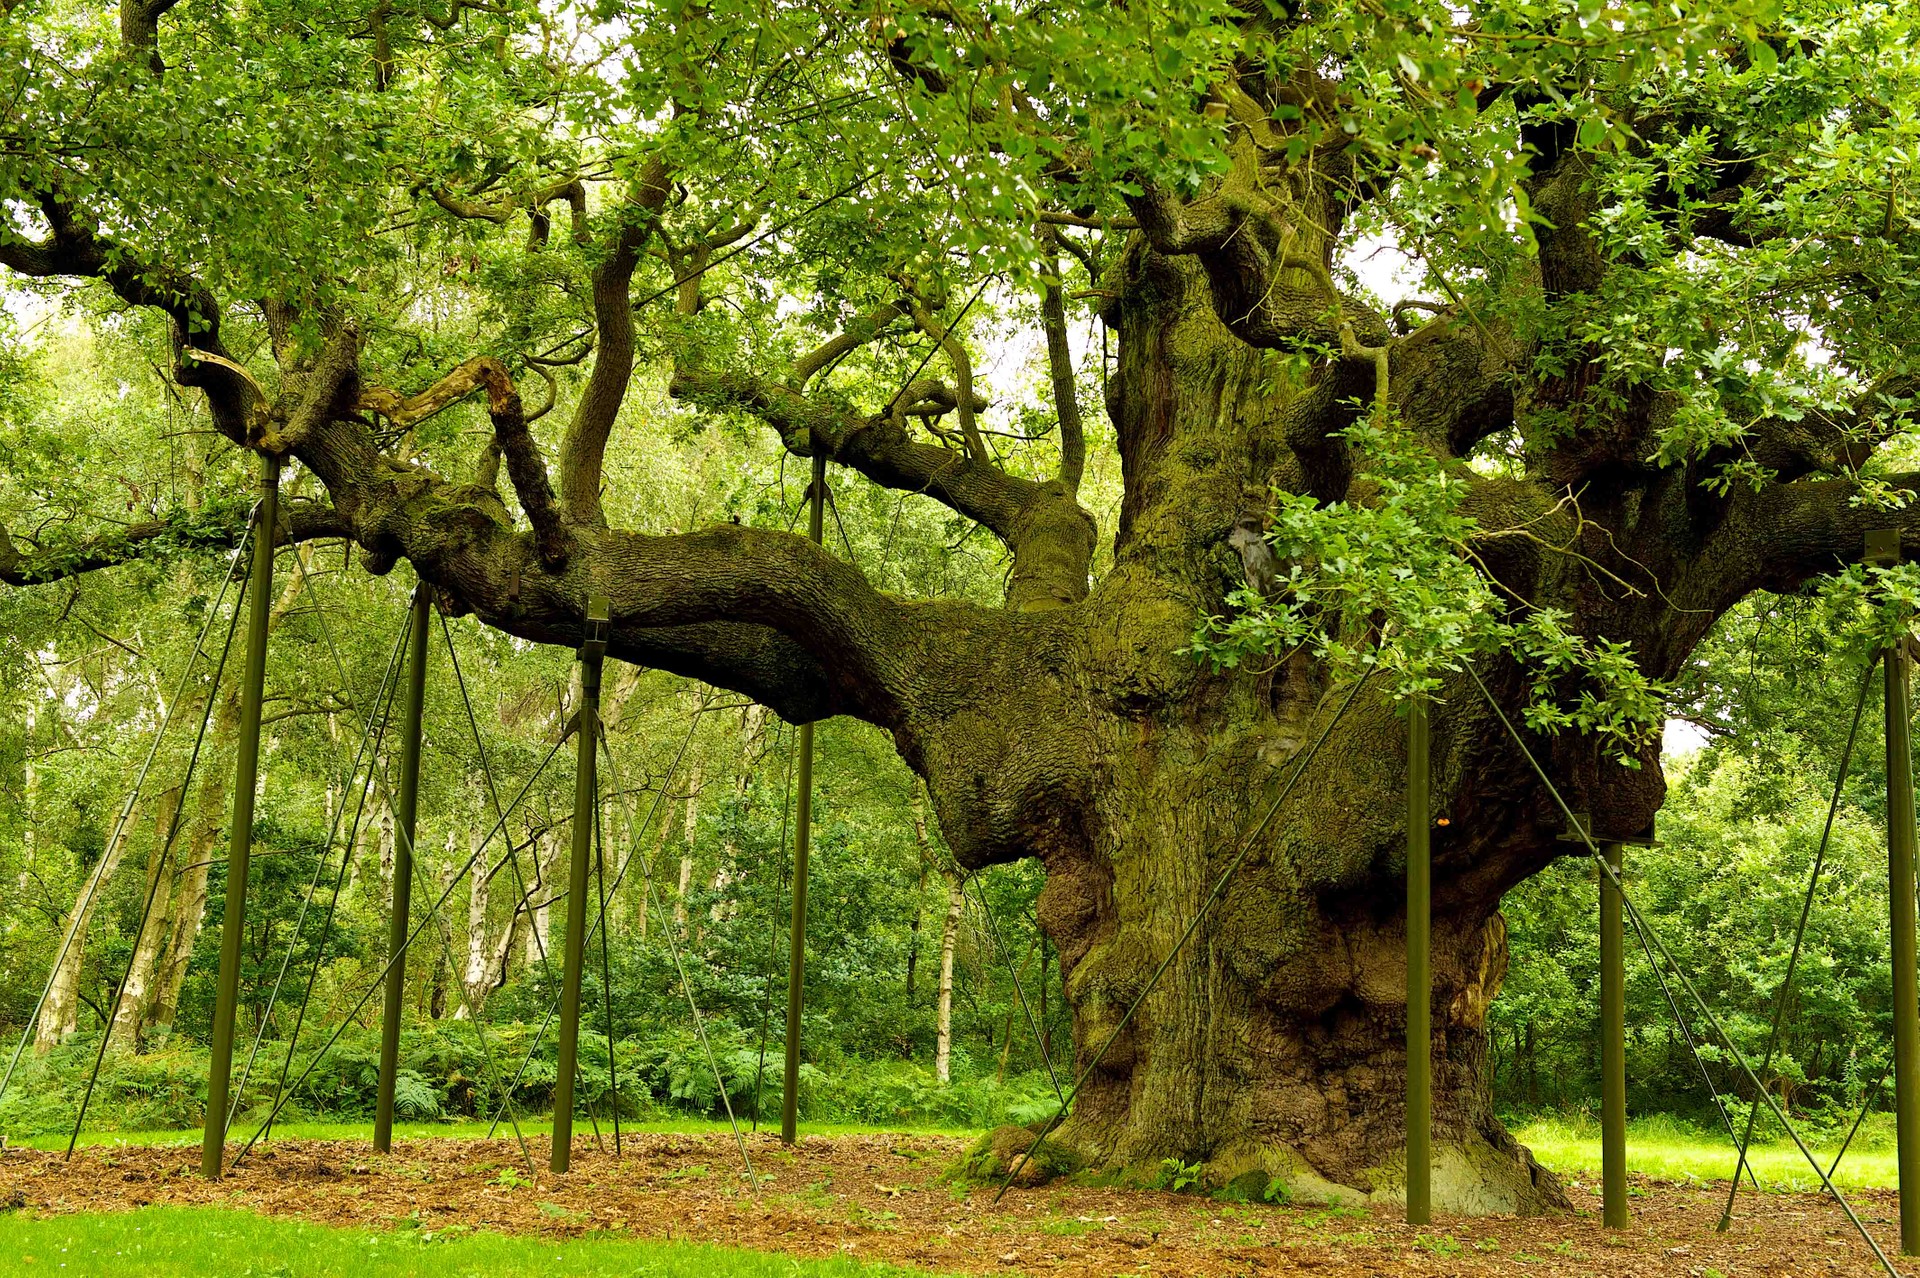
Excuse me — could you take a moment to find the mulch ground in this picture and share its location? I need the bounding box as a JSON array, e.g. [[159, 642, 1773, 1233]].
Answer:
[[1, 1131, 1913, 1276]]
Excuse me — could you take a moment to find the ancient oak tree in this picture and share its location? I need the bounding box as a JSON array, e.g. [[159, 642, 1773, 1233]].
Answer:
[[6, 0, 1919, 1211]]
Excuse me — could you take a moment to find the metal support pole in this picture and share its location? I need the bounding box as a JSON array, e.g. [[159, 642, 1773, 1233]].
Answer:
[[552, 593, 609, 1173], [1600, 838, 1628, 1230], [373, 581, 432, 1154], [202, 454, 279, 1179], [1405, 696, 1430, 1225], [782, 453, 827, 1145], [1874, 527, 1920, 1254]]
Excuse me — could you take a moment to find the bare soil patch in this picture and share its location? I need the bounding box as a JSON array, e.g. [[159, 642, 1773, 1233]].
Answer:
[[0, 1131, 1911, 1276]]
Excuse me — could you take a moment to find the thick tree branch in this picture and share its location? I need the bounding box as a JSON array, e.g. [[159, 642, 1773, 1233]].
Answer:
[[476, 362, 568, 567], [1127, 177, 1241, 255], [1388, 315, 1519, 459], [1730, 470, 1920, 597], [1038, 231, 1086, 494], [272, 321, 362, 453], [528, 180, 591, 250], [1126, 163, 1386, 354], [1745, 367, 1920, 484], [902, 295, 988, 463], [119, 0, 179, 68], [0, 194, 263, 441], [557, 156, 673, 529], [357, 355, 500, 427], [357, 356, 568, 566], [658, 215, 761, 310], [291, 394, 940, 722], [790, 301, 906, 387], [429, 187, 515, 225], [670, 366, 1032, 539], [1524, 150, 1605, 299], [0, 500, 351, 588], [1037, 211, 1138, 230], [671, 297, 1026, 536], [431, 177, 590, 249], [671, 361, 1092, 609]]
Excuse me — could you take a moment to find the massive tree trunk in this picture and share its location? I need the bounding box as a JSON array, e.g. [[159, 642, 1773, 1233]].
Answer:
[[933, 249, 1577, 1210], [1024, 686, 1560, 1210]]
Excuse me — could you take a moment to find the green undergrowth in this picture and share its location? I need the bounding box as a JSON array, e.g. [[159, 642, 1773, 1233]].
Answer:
[[1513, 1111, 1900, 1192], [18, 1114, 983, 1153], [0, 1206, 948, 1276], [0, 1030, 1052, 1144]]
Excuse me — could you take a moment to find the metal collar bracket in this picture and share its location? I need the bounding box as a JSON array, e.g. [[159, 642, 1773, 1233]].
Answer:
[[580, 593, 610, 662], [1558, 811, 1660, 847], [1556, 812, 1591, 844]]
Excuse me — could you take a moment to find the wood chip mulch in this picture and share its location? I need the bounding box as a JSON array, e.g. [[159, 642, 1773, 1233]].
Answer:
[[1, 1131, 1913, 1276]]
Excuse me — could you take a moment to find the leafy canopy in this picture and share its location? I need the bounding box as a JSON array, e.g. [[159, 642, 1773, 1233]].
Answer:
[[6, 0, 1920, 754]]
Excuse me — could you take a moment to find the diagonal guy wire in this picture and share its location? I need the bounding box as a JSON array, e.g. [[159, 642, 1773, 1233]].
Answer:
[[1720, 650, 1878, 1226], [1466, 662, 1898, 1278], [0, 526, 254, 1106]]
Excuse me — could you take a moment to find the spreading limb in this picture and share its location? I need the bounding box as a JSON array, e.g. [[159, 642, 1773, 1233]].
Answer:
[[1038, 229, 1087, 495], [0, 500, 352, 587], [355, 356, 569, 566], [556, 157, 674, 528]]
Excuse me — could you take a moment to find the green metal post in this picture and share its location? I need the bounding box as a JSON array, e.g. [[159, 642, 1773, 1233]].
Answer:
[[1406, 696, 1430, 1225], [374, 581, 432, 1154], [202, 454, 279, 1179], [1600, 839, 1628, 1230], [552, 594, 609, 1173], [782, 453, 827, 1145], [1885, 570, 1920, 1252]]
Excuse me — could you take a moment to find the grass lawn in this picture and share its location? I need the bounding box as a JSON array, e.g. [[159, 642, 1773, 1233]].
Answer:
[[0, 1206, 943, 1276], [1513, 1114, 1899, 1193]]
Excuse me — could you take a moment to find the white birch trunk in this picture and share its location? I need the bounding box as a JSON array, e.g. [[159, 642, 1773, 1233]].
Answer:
[[935, 873, 965, 1085], [673, 760, 703, 931], [527, 825, 562, 966]]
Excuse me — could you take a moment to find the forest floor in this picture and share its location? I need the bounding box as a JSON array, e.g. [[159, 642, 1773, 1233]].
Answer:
[[1, 1129, 1911, 1277]]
